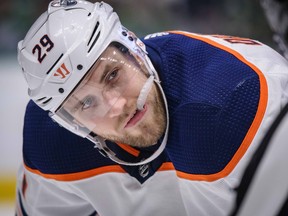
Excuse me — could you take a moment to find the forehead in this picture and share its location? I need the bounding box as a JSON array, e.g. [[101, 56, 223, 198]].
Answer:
[[74, 45, 121, 85], [100, 45, 124, 60], [89, 45, 125, 76], [63, 45, 129, 106]]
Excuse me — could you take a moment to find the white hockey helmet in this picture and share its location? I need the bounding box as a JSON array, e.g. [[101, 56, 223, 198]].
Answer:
[[18, 0, 144, 112], [18, 0, 169, 166]]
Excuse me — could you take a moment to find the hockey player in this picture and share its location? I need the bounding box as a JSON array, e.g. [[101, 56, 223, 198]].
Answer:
[[16, 0, 288, 215]]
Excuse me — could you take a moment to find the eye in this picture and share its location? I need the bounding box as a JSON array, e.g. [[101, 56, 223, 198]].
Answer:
[[106, 69, 119, 82], [81, 96, 94, 110]]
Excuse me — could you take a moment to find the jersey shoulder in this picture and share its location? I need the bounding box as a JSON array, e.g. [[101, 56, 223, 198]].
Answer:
[[23, 100, 115, 175], [143, 31, 266, 179]]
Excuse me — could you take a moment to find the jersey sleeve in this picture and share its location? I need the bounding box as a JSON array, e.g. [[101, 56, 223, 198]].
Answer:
[[15, 165, 98, 216], [144, 31, 288, 181], [230, 103, 288, 216]]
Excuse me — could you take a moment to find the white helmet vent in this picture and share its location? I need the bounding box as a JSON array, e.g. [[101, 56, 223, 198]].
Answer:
[[87, 21, 100, 53], [46, 54, 64, 75], [36, 97, 53, 106]]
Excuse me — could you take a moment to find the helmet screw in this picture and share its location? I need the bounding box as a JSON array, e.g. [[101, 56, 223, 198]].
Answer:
[[128, 36, 134, 41], [77, 64, 83, 70], [59, 88, 64, 93]]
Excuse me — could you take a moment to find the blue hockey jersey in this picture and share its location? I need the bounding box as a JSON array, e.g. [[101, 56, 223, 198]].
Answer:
[[16, 31, 288, 216]]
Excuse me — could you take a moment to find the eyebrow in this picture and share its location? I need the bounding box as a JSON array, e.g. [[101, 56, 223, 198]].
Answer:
[[66, 95, 82, 114], [85, 58, 114, 85], [99, 64, 111, 84], [68, 64, 109, 111]]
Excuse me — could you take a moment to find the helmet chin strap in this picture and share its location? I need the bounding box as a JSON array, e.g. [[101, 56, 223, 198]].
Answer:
[[88, 78, 169, 166], [137, 75, 155, 110]]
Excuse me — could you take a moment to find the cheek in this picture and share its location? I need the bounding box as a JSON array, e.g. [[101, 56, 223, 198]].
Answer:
[[125, 84, 141, 98], [126, 74, 147, 95], [147, 85, 159, 105], [87, 116, 108, 133]]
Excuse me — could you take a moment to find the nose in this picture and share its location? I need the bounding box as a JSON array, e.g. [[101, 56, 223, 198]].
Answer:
[[108, 96, 127, 118]]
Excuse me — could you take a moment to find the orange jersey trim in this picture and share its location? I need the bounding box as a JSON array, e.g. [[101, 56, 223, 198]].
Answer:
[[24, 162, 175, 182], [24, 164, 126, 181], [168, 31, 268, 182], [117, 143, 140, 157], [158, 162, 175, 171]]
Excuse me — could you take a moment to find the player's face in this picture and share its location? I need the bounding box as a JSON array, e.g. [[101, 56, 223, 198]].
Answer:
[[95, 78, 166, 148], [62, 44, 166, 147]]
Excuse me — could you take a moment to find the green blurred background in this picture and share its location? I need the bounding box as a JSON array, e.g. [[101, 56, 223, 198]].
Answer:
[[0, 0, 275, 55]]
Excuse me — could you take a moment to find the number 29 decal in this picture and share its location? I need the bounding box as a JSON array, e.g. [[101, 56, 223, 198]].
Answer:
[[32, 35, 54, 63]]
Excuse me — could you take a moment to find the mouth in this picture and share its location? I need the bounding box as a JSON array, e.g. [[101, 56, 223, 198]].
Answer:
[[125, 104, 147, 128]]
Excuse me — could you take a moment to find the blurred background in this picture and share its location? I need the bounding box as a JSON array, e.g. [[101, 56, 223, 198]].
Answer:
[[0, 0, 276, 214]]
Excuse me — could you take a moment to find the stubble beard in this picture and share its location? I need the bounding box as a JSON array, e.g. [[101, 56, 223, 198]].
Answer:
[[100, 84, 166, 148]]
